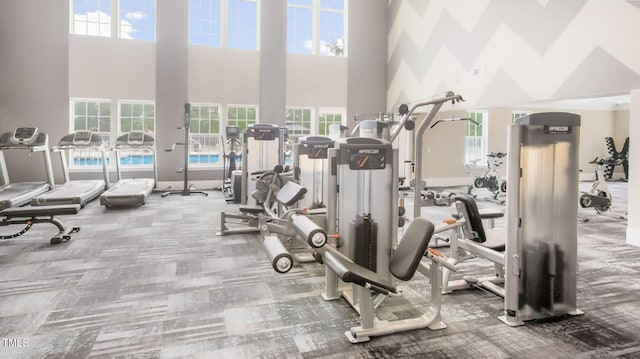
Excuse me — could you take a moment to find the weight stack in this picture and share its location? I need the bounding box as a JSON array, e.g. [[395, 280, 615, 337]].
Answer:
[[349, 214, 377, 272]]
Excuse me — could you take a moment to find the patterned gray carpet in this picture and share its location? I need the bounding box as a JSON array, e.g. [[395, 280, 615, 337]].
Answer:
[[0, 182, 638, 358]]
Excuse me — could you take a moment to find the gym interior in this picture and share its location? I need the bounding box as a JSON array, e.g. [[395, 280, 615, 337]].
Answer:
[[1, 1, 639, 358]]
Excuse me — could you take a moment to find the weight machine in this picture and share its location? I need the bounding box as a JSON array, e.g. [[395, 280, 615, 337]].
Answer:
[[217, 124, 287, 236], [442, 112, 584, 327], [315, 136, 458, 343], [239, 124, 286, 206]]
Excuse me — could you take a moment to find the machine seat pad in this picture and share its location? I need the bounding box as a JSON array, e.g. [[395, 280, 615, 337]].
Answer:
[[479, 227, 506, 252], [455, 194, 487, 243], [390, 217, 435, 281], [0, 204, 81, 218], [239, 205, 264, 214], [323, 250, 397, 295], [276, 181, 307, 207]]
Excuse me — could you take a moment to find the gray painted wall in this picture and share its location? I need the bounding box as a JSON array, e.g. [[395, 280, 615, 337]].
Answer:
[[0, 0, 69, 183], [1, 1, 366, 185], [260, 0, 287, 126], [387, 0, 640, 109], [156, 0, 192, 182], [347, 0, 388, 128]]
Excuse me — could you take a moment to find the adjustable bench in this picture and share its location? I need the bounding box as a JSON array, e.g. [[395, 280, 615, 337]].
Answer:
[[0, 204, 81, 244]]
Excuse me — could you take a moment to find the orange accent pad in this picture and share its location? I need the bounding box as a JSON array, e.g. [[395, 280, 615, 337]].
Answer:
[[330, 234, 340, 238], [442, 218, 457, 225], [429, 248, 444, 257]]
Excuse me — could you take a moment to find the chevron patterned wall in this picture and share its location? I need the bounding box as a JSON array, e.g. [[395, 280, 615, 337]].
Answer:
[[387, 0, 640, 110]]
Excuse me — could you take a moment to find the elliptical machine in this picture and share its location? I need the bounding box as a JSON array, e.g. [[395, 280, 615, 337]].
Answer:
[[222, 126, 241, 202], [579, 157, 625, 218]]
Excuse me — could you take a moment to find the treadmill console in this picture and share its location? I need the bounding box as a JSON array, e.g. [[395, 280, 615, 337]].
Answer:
[[73, 131, 94, 146], [128, 131, 145, 146], [11, 127, 39, 145], [248, 124, 280, 141]]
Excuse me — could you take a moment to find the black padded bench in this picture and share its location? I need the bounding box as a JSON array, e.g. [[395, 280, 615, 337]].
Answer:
[[1, 204, 81, 218], [0, 204, 81, 244], [455, 194, 505, 251]]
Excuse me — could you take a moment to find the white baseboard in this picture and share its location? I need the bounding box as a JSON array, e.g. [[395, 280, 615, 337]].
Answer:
[[157, 180, 223, 191], [626, 227, 640, 247]]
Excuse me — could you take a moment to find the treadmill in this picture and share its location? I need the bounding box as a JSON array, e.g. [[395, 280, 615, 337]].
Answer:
[[100, 131, 157, 207], [0, 127, 55, 210], [31, 131, 109, 207]]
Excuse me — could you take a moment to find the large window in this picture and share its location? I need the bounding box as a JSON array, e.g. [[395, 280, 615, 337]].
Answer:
[[71, 0, 156, 41], [228, 0, 259, 49], [120, 0, 156, 40], [189, 104, 223, 166], [465, 111, 486, 165], [119, 101, 155, 134], [227, 105, 257, 132], [286, 107, 312, 137], [73, 100, 156, 169], [512, 111, 530, 124], [70, 99, 112, 168], [118, 101, 156, 167], [287, 0, 345, 56], [190, 0, 259, 50], [318, 108, 344, 135], [72, 0, 112, 37]]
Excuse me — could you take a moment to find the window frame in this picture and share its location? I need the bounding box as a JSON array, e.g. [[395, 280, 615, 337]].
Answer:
[[226, 104, 258, 132], [118, 0, 157, 41], [71, 0, 156, 41], [117, 100, 156, 169], [287, 0, 346, 56], [188, 103, 224, 168], [317, 107, 345, 136], [512, 111, 531, 124], [189, 0, 260, 50], [68, 98, 112, 171], [465, 110, 487, 166], [286, 106, 314, 139]]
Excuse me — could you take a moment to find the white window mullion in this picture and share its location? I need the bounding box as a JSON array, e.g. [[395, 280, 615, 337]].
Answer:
[[113, 0, 119, 38], [221, 0, 229, 47], [313, 0, 320, 55]]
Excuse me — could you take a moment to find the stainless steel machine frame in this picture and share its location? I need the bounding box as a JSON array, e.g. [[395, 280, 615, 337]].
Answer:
[[240, 124, 286, 205], [292, 136, 334, 211], [500, 112, 583, 326]]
